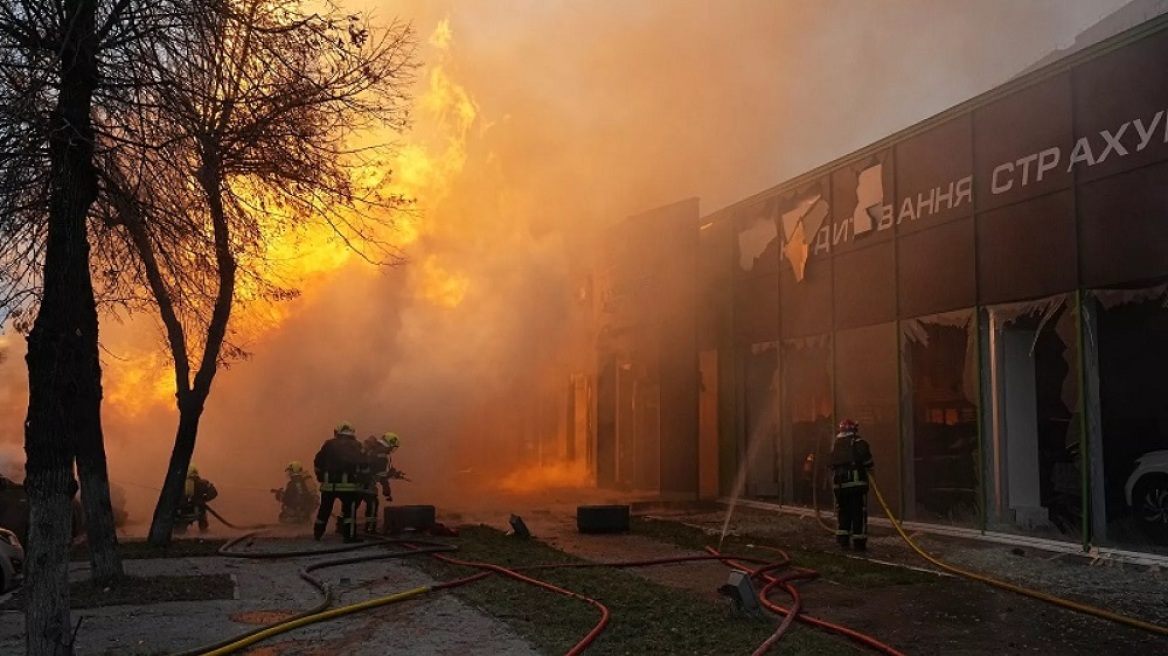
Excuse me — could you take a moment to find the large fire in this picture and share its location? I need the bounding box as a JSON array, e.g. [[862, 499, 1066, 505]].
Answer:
[[101, 16, 473, 417]]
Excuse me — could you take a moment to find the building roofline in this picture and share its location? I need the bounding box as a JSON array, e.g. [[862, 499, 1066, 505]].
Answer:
[[700, 10, 1168, 226]]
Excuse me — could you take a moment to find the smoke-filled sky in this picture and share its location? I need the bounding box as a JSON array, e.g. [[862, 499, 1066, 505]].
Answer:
[[0, 0, 1131, 525]]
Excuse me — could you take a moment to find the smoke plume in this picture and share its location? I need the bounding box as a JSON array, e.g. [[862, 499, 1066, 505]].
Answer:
[[0, 0, 1129, 529]]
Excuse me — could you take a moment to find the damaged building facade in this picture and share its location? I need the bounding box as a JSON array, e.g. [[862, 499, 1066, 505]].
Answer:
[[560, 12, 1168, 556], [695, 14, 1168, 555]]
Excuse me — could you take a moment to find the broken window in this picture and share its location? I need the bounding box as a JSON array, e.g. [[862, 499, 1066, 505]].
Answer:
[[984, 294, 1083, 542], [835, 323, 901, 514], [737, 215, 778, 273], [744, 342, 779, 499], [1091, 284, 1168, 553], [901, 310, 980, 526], [780, 335, 833, 508]]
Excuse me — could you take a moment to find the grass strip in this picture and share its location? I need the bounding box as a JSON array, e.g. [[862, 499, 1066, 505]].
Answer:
[[71, 537, 229, 562], [412, 524, 855, 656], [631, 516, 939, 588], [2, 573, 235, 610]]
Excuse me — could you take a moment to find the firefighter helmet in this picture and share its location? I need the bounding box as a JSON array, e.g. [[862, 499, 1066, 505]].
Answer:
[[376, 433, 400, 450], [838, 419, 859, 436], [286, 461, 303, 473], [334, 422, 356, 437], [188, 464, 198, 477]]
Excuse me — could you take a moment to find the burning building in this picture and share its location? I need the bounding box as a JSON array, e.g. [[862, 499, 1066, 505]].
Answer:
[[548, 5, 1168, 556], [699, 7, 1168, 555]]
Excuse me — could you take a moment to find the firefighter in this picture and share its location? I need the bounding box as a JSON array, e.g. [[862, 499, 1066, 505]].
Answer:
[[313, 422, 368, 542], [357, 433, 402, 533], [829, 419, 874, 551], [272, 461, 318, 524], [175, 464, 218, 534]]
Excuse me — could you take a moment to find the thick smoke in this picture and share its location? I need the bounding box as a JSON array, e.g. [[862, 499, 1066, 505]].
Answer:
[[0, 0, 1129, 529]]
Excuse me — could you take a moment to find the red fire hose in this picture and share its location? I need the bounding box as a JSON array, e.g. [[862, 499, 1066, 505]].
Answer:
[[706, 546, 908, 656]]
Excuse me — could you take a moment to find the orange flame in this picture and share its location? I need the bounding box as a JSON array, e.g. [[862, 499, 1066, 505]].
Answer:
[[497, 460, 592, 494], [101, 15, 477, 417]]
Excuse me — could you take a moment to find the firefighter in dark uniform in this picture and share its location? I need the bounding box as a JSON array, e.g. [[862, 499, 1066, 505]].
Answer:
[[273, 461, 318, 524], [176, 464, 218, 534], [357, 433, 398, 534], [313, 422, 368, 542], [829, 419, 874, 551]]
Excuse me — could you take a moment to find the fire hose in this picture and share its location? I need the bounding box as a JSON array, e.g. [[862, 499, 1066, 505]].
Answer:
[[867, 479, 1168, 638], [808, 472, 1168, 638], [170, 528, 902, 656]]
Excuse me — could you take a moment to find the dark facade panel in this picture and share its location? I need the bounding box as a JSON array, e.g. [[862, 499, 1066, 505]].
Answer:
[[698, 221, 735, 350], [974, 74, 1074, 212], [897, 218, 976, 318], [735, 196, 781, 278], [829, 149, 894, 256], [834, 322, 901, 514], [734, 273, 779, 344], [976, 190, 1077, 305], [894, 114, 974, 235], [1079, 159, 1168, 287], [833, 241, 896, 330], [781, 257, 832, 338], [1073, 28, 1168, 184]]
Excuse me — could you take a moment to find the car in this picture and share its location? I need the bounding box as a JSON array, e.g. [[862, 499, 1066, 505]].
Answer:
[[1124, 449, 1168, 545], [0, 527, 23, 593]]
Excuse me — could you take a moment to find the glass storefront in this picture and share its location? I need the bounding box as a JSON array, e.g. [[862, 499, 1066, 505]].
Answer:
[[834, 323, 901, 515], [901, 310, 980, 525], [743, 342, 780, 499], [982, 294, 1083, 541], [1090, 285, 1168, 553], [780, 335, 833, 508]]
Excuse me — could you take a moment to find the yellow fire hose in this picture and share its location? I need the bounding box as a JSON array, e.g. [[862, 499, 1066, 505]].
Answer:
[[867, 479, 1168, 637], [196, 585, 433, 655]]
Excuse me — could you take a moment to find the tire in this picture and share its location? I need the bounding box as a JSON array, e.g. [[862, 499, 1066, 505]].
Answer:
[[576, 505, 630, 534], [1132, 474, 1168, 545]]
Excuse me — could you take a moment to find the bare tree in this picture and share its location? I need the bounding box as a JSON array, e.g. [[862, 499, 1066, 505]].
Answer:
[[89, 0, 418, 546], [0, 0, 158, 651]]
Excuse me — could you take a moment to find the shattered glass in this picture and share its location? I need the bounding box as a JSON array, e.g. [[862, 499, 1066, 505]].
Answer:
[[901, 310, 980, 525], [780, 335, 833, 507], [984, 294, 1083, 540], [1090, 284, 1168, 553], [780, 195, 829, 282], [737, 215, 778, 273], [852, 163, 884, 236]]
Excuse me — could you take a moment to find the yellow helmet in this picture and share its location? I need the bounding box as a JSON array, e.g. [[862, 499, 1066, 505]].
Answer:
[[376, 433, 400, 450], [187, 464, 198, 477], [334, 422, 356, 437], [286, 461, 303, 473]]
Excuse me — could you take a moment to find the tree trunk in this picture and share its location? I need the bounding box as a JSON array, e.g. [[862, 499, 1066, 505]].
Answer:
[[75, 457, 124, 583], [147, 393, 207, 546], [21, 471, 76, 656], [24, 0, 105, 651], [147, 155, 235, 547]]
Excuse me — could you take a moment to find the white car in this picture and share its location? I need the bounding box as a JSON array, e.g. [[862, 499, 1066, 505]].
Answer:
[[1124, 449, 1168, 545], [0, 528, 23, 592]]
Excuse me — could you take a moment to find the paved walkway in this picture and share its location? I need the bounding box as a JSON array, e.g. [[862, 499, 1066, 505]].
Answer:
[[0, 538, 539, 656]]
